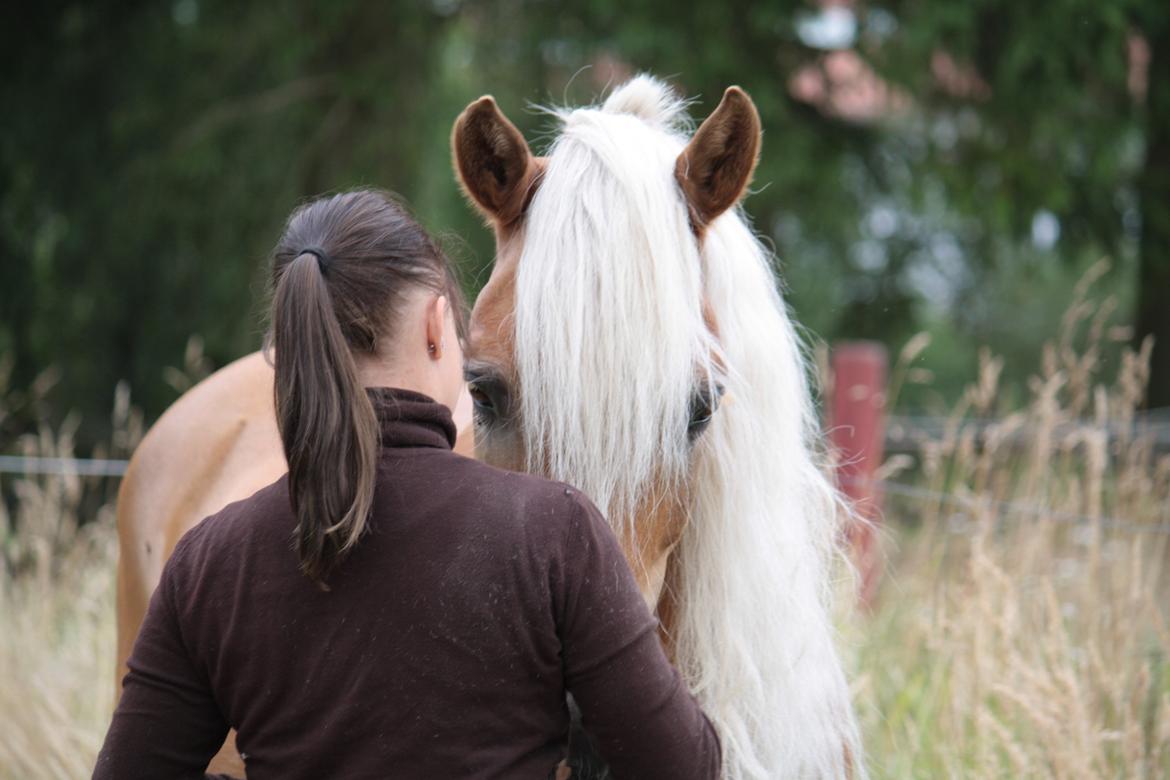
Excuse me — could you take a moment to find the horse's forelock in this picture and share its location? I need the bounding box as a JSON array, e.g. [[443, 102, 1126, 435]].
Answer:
[[513, 83, 711, 536], [599, 74, 693, 133]]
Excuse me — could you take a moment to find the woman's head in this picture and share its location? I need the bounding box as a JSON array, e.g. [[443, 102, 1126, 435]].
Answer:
[[269, 188, 465, 584]]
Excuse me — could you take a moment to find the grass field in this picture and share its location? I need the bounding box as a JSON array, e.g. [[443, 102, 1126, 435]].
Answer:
[[2, 287, 1168, 778], [850, 281, 1170, 777]]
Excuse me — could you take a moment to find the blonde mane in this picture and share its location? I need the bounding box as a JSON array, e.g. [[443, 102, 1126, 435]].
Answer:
[[514, 76, 863, 778]]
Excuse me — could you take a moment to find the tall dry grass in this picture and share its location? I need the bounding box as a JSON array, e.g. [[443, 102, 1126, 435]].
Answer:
[[1, 355, 145, 779], [852, 263, 1170, 778], [0, 292, 1167, 778]]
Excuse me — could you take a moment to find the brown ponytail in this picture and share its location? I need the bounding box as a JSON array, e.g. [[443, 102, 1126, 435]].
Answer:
[[268, 190, 465, 585]]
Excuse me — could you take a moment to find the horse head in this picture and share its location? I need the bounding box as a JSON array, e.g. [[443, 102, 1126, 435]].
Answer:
[[452, 77, 759, 613]]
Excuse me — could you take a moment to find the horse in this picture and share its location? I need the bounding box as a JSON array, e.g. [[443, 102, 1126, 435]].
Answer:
[[452, 75, 863, 778], [114, 75, 863, 778]]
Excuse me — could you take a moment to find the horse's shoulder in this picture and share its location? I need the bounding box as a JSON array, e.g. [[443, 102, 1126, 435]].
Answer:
[[145, 351, 275, 448], [117, 351, 283, 554], [170, 476, 289, 562]]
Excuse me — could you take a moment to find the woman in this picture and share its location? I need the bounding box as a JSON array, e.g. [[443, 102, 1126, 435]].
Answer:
[[94, 189, 720, 779]]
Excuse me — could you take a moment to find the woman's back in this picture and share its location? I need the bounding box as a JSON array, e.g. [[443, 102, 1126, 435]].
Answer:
[[99, 389, 717, 779]]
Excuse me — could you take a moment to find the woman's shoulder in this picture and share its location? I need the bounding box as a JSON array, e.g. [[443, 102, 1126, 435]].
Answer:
[[433, 452, 599, 537], [447, 451, 585, 503]]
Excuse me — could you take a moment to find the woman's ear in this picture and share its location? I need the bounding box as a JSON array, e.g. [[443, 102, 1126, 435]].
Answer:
[[425, 295, 449, 360]]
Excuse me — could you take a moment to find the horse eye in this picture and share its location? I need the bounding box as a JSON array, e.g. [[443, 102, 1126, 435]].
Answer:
[[687, 382, 724, 443], [468, 384, 495, 413], [464, 365, 510, 426]]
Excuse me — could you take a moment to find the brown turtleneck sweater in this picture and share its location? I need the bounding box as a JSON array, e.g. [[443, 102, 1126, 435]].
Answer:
[[95, 388, 720, 779]]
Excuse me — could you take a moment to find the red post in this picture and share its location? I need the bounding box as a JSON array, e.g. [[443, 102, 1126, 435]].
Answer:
[[827, 342, 888, 608]]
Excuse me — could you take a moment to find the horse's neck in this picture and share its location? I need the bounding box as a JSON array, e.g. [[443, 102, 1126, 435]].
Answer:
[[653, 554, 684, 661]]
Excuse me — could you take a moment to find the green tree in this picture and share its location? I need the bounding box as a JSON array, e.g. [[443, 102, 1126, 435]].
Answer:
[[868, 0, 1168, 405], [4, 0, 1168, 447], [1, 1, 473, 435]]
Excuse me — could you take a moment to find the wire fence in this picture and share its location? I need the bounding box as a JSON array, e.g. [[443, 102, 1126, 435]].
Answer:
[[885, 409, 1170, 453], [0, 455, 129, 478], [858, 477, 1170, 536], [3, 413, 1169, 535]]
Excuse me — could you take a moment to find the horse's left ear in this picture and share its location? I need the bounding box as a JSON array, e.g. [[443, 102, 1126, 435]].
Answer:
[[452, 96, 537, 226], [675, 86, 761, 230]]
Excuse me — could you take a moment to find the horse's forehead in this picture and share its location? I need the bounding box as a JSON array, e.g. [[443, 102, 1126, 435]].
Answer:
[[467, 230, 523, 369]]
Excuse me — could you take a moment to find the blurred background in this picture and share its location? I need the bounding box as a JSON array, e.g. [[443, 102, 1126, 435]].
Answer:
[[2, 2, 1169, 778], [3, 0, 1168, 440]]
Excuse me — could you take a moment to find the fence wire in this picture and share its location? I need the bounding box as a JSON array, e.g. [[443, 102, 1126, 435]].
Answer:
[[0, 455, 130, 477], [2, 450, 1169, 535], [862, 477, 1170, 536]]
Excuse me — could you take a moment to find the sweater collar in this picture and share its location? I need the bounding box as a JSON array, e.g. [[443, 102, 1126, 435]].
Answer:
[[367, 387, 456, 451]]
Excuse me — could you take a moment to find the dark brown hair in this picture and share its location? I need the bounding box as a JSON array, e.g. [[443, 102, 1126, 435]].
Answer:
[[269, 188, 465, 585]]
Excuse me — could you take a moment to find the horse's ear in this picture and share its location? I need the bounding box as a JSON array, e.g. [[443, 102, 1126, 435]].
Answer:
[[452, 96, 536, 225], [675, 86, 761, 229]]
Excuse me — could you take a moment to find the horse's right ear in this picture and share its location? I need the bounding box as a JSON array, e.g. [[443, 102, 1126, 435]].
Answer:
[[675, 86, 761, 231], [452, 96, 536, 225]]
